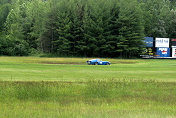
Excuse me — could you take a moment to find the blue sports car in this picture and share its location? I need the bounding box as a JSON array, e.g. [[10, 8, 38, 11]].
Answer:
[[87, 59, 111, 65]]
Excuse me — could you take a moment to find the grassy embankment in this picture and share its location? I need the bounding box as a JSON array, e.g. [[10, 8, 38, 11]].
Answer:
[[0, 56, 176, 118]]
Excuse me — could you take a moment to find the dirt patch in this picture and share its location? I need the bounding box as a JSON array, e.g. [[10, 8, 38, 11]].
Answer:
[[0, 81, 86, 86], [37, 61, 85, 65], [117, 61, 137, 64], [39, 61, 137, 65]]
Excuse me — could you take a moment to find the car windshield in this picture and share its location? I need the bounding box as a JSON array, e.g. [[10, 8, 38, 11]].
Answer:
[[97, 59, 102, 62], [89, 59, 102, 62]]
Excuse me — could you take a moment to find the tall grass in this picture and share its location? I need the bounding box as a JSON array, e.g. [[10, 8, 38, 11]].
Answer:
[[0, 80, 176, 105], [1, 80, 176, 118]]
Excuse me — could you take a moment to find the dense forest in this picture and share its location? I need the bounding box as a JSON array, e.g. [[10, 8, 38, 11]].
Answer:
[[0, 0, 176, 57]]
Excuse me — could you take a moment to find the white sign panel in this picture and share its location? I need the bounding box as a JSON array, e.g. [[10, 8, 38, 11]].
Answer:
[[155, 38, 169, 48], [172, 48, 176, 57]]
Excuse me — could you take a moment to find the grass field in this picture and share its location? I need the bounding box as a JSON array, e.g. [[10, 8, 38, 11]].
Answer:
[[1, 56, 176, 81], [0, 56, 176, 118]]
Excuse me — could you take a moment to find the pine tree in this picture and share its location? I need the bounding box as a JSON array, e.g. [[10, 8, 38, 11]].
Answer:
[[27, 0, 49, 52], [105, 2, 120, 57], [55, 1, 73, 56], [118, 0, 144, 58], [141, 0, 171, 37], [73, 1, 86, 56], [40, 0, 59, 53], [169, 9, 176, 38]]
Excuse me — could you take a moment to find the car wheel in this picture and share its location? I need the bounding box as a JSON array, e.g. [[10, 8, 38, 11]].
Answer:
[[87, 61, 91, 65], [95, 62, 98, 65], [107, 63, 110, 65]]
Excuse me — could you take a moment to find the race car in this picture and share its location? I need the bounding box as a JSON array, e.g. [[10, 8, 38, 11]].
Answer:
[[87, 59, 110, 65]]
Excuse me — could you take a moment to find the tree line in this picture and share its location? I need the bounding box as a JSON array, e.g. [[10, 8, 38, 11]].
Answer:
[[0, 0, 176, 57]]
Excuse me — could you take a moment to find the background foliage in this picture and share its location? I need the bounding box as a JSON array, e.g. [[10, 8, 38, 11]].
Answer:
[[0, 0, 175, 57]]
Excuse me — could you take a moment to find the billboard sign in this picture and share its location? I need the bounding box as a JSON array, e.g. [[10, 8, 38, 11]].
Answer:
[[171, 39, 176, 46], [156, 48, 170, 57], [155, 38, 169, 48], [144, 37, 153, 47], [172, 47, 176, 57], [143, 48, 154, 56], [147, 48, 153, 55]]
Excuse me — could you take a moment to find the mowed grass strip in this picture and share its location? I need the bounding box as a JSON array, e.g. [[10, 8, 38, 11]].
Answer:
[[0, 56, 176, 81], [0, 56, 142, 64]]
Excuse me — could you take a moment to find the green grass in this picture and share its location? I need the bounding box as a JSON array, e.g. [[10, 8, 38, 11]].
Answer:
[[0, 80, 176, 118], [0, 56, 176, 118], [0, 56, 176, 81]]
